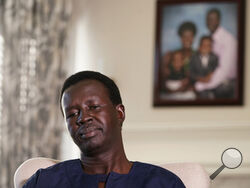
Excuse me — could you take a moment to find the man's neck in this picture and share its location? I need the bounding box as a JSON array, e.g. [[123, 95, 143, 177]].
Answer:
[[80, 146, 132, 175], [211, 26, 219, 35]]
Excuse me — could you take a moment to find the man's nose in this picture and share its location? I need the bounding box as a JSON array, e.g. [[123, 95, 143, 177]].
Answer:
[[76, 111, 93, 126]]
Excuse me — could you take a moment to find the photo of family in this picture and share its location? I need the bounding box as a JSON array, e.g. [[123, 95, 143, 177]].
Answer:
[[154, 1, 245, 106]]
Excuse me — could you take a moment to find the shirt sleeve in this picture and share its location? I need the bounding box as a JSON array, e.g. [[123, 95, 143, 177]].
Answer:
[[174, 176, 186, 188], [143, 167, 186, 188], [22, 169, 41, 188]]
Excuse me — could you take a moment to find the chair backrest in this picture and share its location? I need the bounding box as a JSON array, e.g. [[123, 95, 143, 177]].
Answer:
[[14, 158, 211, 188], [14, 157, 60, 188], [160, 163, 211, 188]]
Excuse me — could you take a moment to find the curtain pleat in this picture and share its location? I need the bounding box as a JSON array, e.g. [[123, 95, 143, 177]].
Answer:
[[0, 0, 72, 187]]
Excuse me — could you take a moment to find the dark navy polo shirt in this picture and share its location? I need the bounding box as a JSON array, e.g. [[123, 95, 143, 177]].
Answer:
[[23, 159, 186, 188]]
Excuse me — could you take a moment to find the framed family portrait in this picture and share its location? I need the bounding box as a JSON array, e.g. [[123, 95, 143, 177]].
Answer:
[[153, 0, 245, 106]]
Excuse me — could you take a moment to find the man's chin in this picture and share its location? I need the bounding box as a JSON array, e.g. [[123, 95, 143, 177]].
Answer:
[[208, 26, 218, 34], [78, 140, 103, 156]]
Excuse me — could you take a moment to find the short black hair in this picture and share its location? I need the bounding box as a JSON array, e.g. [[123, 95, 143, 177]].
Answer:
[[60, 71, 122, 112], [178, 21, 197, 36], [207, 8, 221, 20], [199, 35, 213, 46]]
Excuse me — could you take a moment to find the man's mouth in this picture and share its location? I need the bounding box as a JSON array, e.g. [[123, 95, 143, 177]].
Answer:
[[78, 126, 102, 139]]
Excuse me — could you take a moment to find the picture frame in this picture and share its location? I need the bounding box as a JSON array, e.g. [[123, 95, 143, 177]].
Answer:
[[153, 0, 246, 106]]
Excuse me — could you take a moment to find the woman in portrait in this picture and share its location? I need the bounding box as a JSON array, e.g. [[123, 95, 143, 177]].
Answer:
[[160, 21, 197, 100]]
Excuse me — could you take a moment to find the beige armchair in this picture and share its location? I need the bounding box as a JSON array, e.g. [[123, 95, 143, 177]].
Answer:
[[14, 158, 59, 188], [160, 163, 211, 188], [14, 158, 211, 188]]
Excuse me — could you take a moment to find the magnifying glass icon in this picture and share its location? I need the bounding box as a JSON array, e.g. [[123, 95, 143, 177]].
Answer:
[[210, 148, 243, 180]]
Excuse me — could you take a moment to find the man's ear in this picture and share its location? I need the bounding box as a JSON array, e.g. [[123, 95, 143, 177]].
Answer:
[[116, 104, 125, 123]]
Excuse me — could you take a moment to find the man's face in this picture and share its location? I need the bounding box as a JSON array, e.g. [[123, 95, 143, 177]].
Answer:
[[181, 30, 194, 49], [61, 79, 125, 155], [199, 39, 212, 55], [207, 12, 220, 33]]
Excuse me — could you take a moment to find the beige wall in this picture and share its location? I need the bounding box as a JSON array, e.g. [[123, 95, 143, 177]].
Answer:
[[66, 0, 250, 175]]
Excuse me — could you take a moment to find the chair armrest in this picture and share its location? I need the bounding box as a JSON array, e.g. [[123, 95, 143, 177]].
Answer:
[[160, 163, 211, 188], [14, 157, 60, 188]]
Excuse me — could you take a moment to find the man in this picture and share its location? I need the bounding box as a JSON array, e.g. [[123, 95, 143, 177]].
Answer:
[[23, 71, 185, 187], [195, 8, 237, 98]]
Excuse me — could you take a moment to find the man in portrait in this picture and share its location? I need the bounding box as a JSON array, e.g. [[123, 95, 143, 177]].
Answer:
[[195, 8, 237, 98]]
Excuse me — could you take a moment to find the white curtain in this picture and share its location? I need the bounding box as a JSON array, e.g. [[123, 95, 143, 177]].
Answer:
[[0, 0, 72, 187]]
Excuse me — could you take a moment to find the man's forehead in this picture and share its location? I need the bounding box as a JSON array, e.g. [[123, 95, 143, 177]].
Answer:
[[62, 79, 110, 102], [208, 12, 219, 18], [66, 79, 107, 93]]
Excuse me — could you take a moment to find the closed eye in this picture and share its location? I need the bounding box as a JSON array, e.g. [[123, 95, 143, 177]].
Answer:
[[66, 111, 79, 119], [89, 105, 101, 110]]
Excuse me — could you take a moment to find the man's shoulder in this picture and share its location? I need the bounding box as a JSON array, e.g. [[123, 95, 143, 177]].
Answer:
[[45, 159, 80, 171], [132, 162, 186, 187], [214, 27, 236, 42], [209, 52, 218, 60], [23, 159, 80, 187], [189, 52, 200, 62], [133, 162, 180, 179]]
